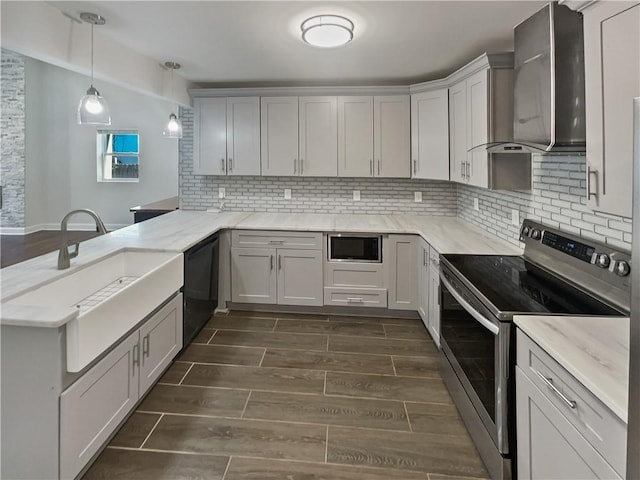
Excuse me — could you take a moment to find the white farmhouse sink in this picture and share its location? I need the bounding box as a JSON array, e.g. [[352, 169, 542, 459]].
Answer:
[[5, 249, 183, 372]]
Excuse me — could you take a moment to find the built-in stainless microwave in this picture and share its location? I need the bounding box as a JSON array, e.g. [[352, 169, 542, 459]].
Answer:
[[328, 234, 382, 263]]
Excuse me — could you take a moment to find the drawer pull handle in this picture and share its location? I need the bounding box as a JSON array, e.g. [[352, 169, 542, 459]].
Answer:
[[142, 334, 150, 358], [535, 370, 577, 409], [269, 240, 284, 244], [347, 297, 364, 303]]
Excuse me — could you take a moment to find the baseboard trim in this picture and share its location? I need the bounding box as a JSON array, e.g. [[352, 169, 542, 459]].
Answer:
[[0, 227, 26, 235]]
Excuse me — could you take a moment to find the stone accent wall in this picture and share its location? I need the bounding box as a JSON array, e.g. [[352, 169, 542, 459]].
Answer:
[[1, 49, 26, 229], [458, 155, 632, 249], [178, 107, 458, 215]]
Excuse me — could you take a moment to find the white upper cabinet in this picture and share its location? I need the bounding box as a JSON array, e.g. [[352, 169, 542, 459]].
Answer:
[[374, 95, 411, 178], [299, 96, 338, 177], [411, 89, 449, 180], [193, 97, 260, 175], [226, 97, 261, 175], [338, 96, 375, 177], [193, 97, 227, 175], [449, 80, 467, 183], [584, 2, 640, 218], [466, 69, 490, 188], [261, 97, 299, 176]]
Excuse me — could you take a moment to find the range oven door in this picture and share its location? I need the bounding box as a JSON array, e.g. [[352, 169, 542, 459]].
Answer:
[[439, 267, 513, 455]]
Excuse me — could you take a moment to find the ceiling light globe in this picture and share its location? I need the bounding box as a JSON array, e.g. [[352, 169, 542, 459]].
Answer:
[[301, 15, 354, 48], [163, 113, 183, 138], [77, 87, 111, 125]]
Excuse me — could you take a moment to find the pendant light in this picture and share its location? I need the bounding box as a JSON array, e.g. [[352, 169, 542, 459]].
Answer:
[[77, 12, 111, 126], [163, 62, 183, 139]]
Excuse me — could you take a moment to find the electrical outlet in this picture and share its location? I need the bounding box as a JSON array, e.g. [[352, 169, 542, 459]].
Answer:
[[218, 187, 225, 199], [474, 198, 479, 211], [353, 190, 360, 201], [414, 191, 422, 202], [511, 209, 520, 226], [284, 188, 292, 200]]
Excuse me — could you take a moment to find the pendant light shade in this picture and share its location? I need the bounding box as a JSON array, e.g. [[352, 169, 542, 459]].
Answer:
[[77, 13, 111, 126], [163, 61, 183, 139]]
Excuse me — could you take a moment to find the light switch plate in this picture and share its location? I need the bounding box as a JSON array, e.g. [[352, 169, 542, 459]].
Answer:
[[353, 190, 360, 201], [511, 209, 520, 226], [284, 189, 292, 200], [474, 198, 479, 211], [218, 187, 225, 199], [414, 191, 422, 202]]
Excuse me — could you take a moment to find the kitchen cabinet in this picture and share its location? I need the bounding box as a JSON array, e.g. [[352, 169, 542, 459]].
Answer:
[[516, 330, 626, 479], [324, 258, 387, 308], [466, 69, 490, 188], [374, 95, 411, 178], [299, 96, 338, 176], [230, 231, 323, 306], [584, 2, 640, 218], [449, 80, 467, 183], [427, 247, 441, 346], [193, 97, 261, 175], [60, 294, 182, 480], [338, 95, 410, 178], [418, 239, 430, 320], [261, 97, 299, 176], [386, 235, 418, 310], [411, 89, 449, 180]]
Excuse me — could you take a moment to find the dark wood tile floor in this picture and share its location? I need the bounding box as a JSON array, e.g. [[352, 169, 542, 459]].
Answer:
[[1, 231, 102, 268], [83, 311, 488, 480]]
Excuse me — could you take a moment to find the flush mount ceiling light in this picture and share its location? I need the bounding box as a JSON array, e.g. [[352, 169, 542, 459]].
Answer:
[[163, 61, 183, 139], [77, 12, 111, 126], [301, 14, 354, 48]]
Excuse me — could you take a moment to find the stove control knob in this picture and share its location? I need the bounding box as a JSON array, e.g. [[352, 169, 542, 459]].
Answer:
[[522, 226, 530, 237], [596, 253, 611, 268], [614, 261, 631, 277], [530, 229, 541, 240]]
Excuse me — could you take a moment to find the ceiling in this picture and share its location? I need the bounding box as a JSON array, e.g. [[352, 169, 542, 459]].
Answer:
[[50, 1, 547, 87]]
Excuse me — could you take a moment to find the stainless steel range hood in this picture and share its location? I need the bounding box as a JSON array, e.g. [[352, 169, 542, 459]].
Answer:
[[511, 2, 586, 153]]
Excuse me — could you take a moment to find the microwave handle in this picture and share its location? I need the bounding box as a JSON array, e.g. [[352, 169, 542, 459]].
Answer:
[[440, 273, 499, 335]]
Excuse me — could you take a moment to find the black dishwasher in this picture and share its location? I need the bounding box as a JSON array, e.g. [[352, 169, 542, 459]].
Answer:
[[183, 233, 219, 347]]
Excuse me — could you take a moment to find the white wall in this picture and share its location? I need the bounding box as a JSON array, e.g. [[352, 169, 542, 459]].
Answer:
[[24, 57, 179, 230]]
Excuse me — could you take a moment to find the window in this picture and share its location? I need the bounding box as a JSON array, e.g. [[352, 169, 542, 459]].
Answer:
[[97, 130, 139, 182]]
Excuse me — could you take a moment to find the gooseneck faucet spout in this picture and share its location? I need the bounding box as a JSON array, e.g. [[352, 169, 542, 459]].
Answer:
[[57, 209, 108, 270]]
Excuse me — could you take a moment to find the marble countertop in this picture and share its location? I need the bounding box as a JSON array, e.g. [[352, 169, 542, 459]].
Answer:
[[0, 211, 520, 326], [129, 196, 179, 212], [515, 315, 630, 422]]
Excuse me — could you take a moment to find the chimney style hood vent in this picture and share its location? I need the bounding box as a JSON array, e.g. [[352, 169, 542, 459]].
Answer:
[[511, 2, 586, 153]]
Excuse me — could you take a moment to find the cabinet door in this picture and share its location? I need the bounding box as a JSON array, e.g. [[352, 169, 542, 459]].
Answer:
[[386, 235, 418, 310], [194, 97, 227, 175], [139, 294, 183, 393], [299, 96, 338, 177], [411, 89, 450, 180], [449, 81, 467, 183], [60, 331, 140, 480], [585, 2, 640, 217], [231, 247, 277, 304], [466, 69, 489, 188], [516, 368, 622, 480], [261, 97, 299, 176], [417, 240, 430, 324], [227, 97, 261, 176], [374, 95, 411, 178], [338, 96, 374, 177], [277, 249, 323, 306], [428, 251, 441, 347]]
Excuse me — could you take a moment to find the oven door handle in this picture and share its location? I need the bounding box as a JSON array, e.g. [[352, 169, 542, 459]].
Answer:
[[440, 274, 500, 335]]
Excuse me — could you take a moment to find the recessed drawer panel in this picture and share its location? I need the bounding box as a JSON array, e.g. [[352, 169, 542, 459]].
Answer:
[[232, 230, 322, 249], [324, 262, 384, 288], [517, 330, 627, 477], [323, 287, 387, 308]]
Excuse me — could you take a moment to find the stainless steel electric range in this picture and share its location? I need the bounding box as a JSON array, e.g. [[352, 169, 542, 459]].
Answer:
[[438, 219, 632, 480]]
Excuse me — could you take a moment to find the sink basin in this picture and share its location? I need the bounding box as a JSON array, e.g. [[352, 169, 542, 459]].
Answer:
[[5, 249, 183, 372]]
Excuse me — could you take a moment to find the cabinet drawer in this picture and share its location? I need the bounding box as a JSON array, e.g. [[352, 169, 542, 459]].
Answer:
[[232, 230, 322, 249], [517, 330, 626, 476], [324, 262, 384, 288], [323, 287, 387, 308]]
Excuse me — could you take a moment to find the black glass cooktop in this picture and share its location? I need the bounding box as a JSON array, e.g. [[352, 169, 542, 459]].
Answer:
[[444, 255, 622, 316]]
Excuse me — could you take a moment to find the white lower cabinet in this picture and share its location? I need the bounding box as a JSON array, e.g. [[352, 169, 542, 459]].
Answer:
[[386, 235, 418, 310], [418, 240, 430, 321], [60, 294, 182, 480], [230, 233, 323, 307], [323, 261, 387, 308], [516, 330, 626, 479], [417, 239, 441, 346]]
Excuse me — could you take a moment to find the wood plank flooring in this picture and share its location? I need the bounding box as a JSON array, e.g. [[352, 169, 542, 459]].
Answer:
[[1, 231, 102, 268], [82, 311, 488, 480]]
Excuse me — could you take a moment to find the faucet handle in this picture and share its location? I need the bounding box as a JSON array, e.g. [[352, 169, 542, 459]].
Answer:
[[69, 242, 80, 259]]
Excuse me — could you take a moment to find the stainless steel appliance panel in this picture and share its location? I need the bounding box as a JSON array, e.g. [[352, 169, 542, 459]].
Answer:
[[328, 234, 382, 263]]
